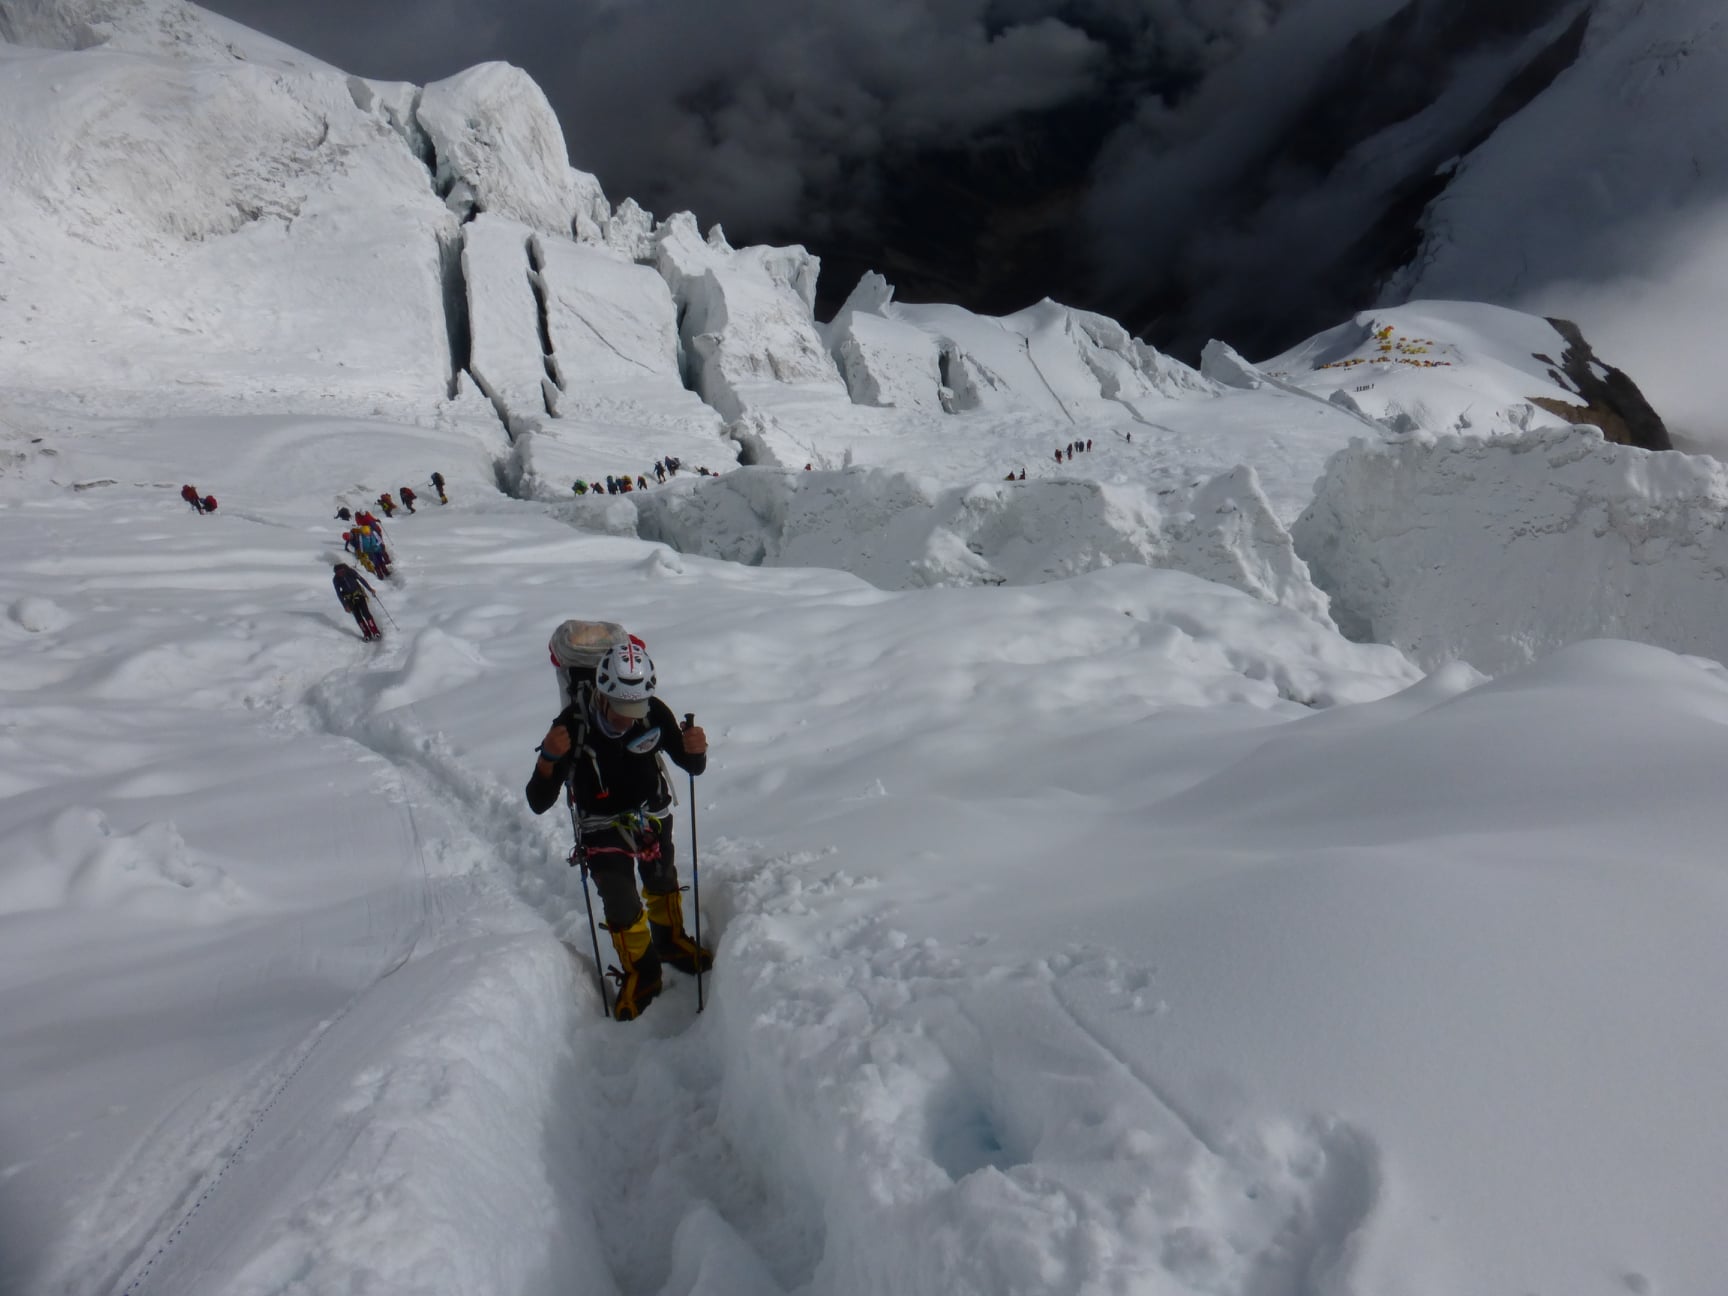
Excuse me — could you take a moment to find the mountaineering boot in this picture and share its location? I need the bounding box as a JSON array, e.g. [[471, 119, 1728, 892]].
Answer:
[[607, 912, 663, 1021], [644, 889, 713, 976]]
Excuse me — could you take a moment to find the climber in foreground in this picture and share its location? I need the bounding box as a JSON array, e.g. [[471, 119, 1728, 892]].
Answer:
[[331, 561, 381, 641], [525, 632, 710, 1020]]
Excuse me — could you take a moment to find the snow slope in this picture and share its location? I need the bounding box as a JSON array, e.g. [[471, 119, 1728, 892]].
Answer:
[[4, 6, 1728, 1296], [9, 405, 1728, 1296]]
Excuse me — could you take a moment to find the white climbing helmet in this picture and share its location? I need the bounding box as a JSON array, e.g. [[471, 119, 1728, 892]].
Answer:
[[594, 638, 656, 716]]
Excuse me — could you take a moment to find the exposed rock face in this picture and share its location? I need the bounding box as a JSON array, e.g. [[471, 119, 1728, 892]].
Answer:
[[1529, 318, 1672, 452]]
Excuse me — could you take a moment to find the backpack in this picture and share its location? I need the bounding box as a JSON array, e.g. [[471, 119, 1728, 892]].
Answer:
[[203, 495, 218, 511], [549, 618, 628, 711]]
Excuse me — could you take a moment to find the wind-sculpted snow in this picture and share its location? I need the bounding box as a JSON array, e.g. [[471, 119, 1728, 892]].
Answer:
[[651, 213, 849, 421], [0, 30, 453, 414], [0, 0, 334, 68], [825, 273, 1217, 420], [1294, 424, 1728, 672], [416, 62, 592, 238], [632, 463, 1336, 624]]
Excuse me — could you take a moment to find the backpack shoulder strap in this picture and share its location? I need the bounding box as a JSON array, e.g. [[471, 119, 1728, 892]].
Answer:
[[564, 681, 596, 758]]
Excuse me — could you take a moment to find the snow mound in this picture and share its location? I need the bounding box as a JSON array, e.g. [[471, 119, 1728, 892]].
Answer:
[[1293, 424, 1728, 672], [634, 463, 1334, 621], [416, 61, 588, 237], [8, 594, 71, 632], [827, 276, 1216, 419], [651, 213, 848, 420], [0, 805, 242, 917]]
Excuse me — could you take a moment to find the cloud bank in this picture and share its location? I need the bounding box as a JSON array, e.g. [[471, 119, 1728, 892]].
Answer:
[[196, 0, 1284, 250]]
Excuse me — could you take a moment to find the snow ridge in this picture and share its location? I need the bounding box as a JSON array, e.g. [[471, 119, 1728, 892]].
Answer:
[[824, 275, 1218, 420]]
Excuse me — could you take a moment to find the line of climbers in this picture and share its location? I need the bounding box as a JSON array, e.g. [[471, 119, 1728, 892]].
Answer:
[[328, 471, 449, 643], [571, 455, 719, 497]]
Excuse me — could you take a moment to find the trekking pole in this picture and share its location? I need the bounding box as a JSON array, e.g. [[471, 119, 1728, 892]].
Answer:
[[566, 789, 613, 1019], [683, 713, 704, 1013], [368, 590, 398, 629]]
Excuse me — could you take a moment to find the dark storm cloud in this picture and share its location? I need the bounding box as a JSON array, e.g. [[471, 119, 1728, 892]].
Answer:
[[200, 0, 1278, 238], [202, 0, 1102, 225]]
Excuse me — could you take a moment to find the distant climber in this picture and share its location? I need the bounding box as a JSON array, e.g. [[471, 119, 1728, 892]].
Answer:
[[180, 484, 205, 514], [399, 486, 417, 514], [431, 471, 448, 504], [377, 493, 396, 518]]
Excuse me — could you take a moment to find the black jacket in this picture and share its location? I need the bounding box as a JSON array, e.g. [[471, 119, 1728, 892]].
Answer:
[[526, 695, 705, 816], [332, 566, 372, 601]]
